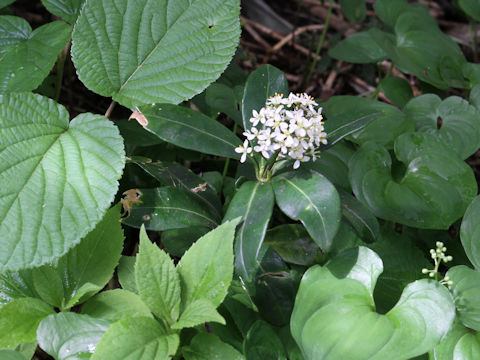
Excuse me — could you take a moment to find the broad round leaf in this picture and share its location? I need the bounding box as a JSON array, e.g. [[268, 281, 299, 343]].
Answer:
[[454, 333, 480, 359], [459, 0, 480, 21], [71, 0, 241, 108], [329, 29, 387, 64], [373, 0, 408, 28], [0, 93, 125, 271], [432, 320, 471, 360], [339, 0, 366, 23], [291, 247, 455, 360], [273, 170, 341, 252], [183, 332, 244, 360], [349, 133, 477, 229], [404, 95, 480, 160], [379, 76, 413, 108], [37, 312, 110, 360], [461, 196, 480, 270], [41, 0, 84, 23], [0, 16, 71, 94]]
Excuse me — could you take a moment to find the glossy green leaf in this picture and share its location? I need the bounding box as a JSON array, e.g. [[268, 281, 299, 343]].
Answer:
[[162, 226, 209, 257], [264, 224, 322, 266], [0, 269, 38, 307], [134, 160, 222, 222], [136, 226, 181, 325], [460, 0, 480, 21], [91, 316, 179, 360], [138, 104, 241, 159], [0, 17, 71, 94], [32, 205, 124, 310], [273, 170, 341, 252], [41, 0, 84, 23], [0, 93, 125, 271], [461, 196, 480, 270], [117, 256, 137, 293], [291, 247, 455, 360], [372, 0, 408, 28], [323, 95, 413, 148], [72, 0, 240, 108], [431, 320, 471, 360], [223, 181, 274, 282], [0, 350, 26, 360], [339, 0, 366, 23], [81, 289, 152, 322], [242, 64, 289, 130], [0, 297, 54, 348], [454, 333, 480, 359], [243, 320, 287, 360], [349, 133, 477, 229], [183, 332, 244, 360], [404, 95, 480, 159], [122, 187, 218, 231], [37, 313, 110, 360], [177, 218, 240, 309], [14, 341, 37, 359], [447, 266, 480, 331], [329, 29, 387, 64], [172, 299, 225, 330], [380, 76, 413, 108]]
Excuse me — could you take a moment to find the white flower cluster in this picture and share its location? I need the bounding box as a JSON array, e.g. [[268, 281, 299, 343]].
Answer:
[[235, 92, 327, 169]]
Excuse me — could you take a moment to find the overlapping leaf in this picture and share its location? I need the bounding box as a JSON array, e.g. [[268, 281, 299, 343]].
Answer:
[[41, 0, 85, 23], [461, 196, 480, 270]]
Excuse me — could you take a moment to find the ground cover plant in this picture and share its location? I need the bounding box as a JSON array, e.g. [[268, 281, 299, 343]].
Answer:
[[1, 0, 480, 359]]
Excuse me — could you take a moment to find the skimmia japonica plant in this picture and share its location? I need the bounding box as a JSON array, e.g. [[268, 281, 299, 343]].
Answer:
[[1, 0, 480, 359]]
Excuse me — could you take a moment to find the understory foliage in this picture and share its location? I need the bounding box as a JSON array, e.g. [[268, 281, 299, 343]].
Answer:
[[1, 0, 480, 359]]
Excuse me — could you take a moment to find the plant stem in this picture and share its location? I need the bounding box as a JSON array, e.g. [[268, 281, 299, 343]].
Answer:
[[105, 101, 117, 118], [54, 41, 70, 102], [304, 0, 333, 86], [469, 20, 478, 63]]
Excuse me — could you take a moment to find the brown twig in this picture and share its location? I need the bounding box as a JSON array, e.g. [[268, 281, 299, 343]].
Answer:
[[272, 24, 325, 52]]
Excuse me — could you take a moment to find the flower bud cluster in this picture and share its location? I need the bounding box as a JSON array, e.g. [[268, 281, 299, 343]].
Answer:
[[421, 241, 453, 287], [235, 92, 327, 169]]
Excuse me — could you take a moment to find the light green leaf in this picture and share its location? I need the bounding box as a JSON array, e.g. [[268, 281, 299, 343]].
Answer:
[[71, 0, 241, 108], [81, 289, 152, 322], [0, 269, 38, 307], [291, 247, 455, 360], [91, 316, 179, 360], [223, 181, 274, 282], [183, 332, 244, 360], [32, 205, 124, 310], [0, 297, 54, 348], [37, 313, 110, 360], [117, 256, 137, 293], [0, 93, 125, 271], [177, 218, 240, 309], [460, 196, 480, 270], [135, 226, 181, 325], [432, 320, 470, 360], [273, 170, 341, 252], [0, 17, 71, 94], [172, 299, 225, 330], [0, 350, 26, 360], [454, 333, 480, 359], [41, 0, 85, 23], [243, 320, 287, 360]]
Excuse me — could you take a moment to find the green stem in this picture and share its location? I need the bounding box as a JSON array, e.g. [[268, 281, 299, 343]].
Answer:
[[54, 41, 70, 102], [469, 20, 478, 63], [370, 62, 394, 100], [304, 0, 333, 86]]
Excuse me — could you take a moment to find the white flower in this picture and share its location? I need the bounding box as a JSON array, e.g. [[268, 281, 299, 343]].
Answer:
[[235, 140, 252, 163]]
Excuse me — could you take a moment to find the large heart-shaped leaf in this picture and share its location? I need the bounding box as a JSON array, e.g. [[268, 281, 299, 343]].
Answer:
[[0, 269, 38, 307], [291, 247, 455, 360], [433, 320, 480, 360], [404, 95, 480, 160], [0, 93, 125, 271], [349, 132, 477, 229], [0, 17, 71, 94], [223, 181, 274, 283], [41, 0, 85, 23], [460, 196, 480, 270], [71, 0, 241, 108], [273, 170, 341, 252]]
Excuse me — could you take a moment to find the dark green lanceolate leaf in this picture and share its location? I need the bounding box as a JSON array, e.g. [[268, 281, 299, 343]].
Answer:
[[0, 297, 54, 348], [91, 316, 179, 360], [265, 225, 322, 266], [135, 226, 181, 325], [205, 82, 243, 125], [447, 266, 480, 331], [322, 96, 413, 148], [0, 17, 71, 94], [339, 190, 379, 243], [134, 160, 222, 222], [223, 181, 274, 283], [404, 95, 480, 160], [349, 133, 477, 229], [459, 0, 480, 21], [183, 332, 244, 360], [339, 0, 366, 23], [122, 187, 218, 231], [242, 64, 289, 131], [81, 289, 152, 322], [291, 247, 455, 360], [0, 93, 125, 271], [161, 226, 210, 257], [72, 0, 240, 108], [329, 29, 387, 64], [178, 219, 240, 309], [0, 350, 26, 360], [117, 256, 136, 293], [32, 205, 124, 310], [380, 76, 413, 108], [0, 270, 38, 307], [171, 299, 225, 330], [137, 104, 241, 159], [243, 320, 287, 360], [41, 0, 84, 23], [461, 196, 480, 270], [37, 313, 110, 360], [273, 170, 341, 252]]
